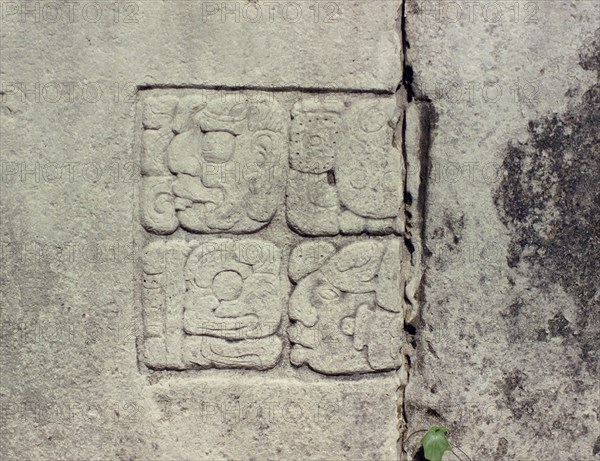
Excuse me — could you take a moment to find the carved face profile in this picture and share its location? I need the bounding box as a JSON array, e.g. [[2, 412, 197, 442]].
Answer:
[[168, 100, 288, 233], [288, 241, 404, 375]]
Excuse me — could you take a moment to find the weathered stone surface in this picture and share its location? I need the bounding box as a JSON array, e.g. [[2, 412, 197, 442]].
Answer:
[[288, 241, 337, 283], [0, 0, 409, 455], [287, 96, 405, 236], [142, 377, 401, 461], [4, 0, 596, 459], [403, 2, 599, 460], [140, 91, 407, 237], [135, 84, 417, 389], [141, 239, 283, 370], [0, 2, 402, 91], [182, 335, 283, 370], [141, 92, 289, 234], [288, 240, 405, 375]]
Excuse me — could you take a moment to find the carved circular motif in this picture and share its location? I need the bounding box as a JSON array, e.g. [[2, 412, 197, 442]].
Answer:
[[307, 134, 323, 147], [212, 270, 244, 301], [358, 106, 387, 133]]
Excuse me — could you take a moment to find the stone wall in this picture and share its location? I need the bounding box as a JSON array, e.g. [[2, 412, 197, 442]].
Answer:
[[1, 1, 598, 460]]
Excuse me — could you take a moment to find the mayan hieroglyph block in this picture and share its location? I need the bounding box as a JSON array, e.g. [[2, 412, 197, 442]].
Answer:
[[287, 98, 404, 236], [139, 91, 405, 238], [139, 93, 289, 234], [287, 240, 404, 375], [141, 239, 284, 370], [137, 89, 416, 376]]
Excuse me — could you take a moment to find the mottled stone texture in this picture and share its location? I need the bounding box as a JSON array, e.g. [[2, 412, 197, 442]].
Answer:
[[404, 1, 599, 460], [2, 0, 598, 460]]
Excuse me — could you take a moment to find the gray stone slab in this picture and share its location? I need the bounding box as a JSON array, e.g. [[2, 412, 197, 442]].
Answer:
[[0, 2, 412, 458], [2, 0, 598, 459], [1, 1, 402, 91], [403, 1, 599, 460]]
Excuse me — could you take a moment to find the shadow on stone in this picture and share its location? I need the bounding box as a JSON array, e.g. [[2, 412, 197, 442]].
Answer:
[[412, 446, 426, 461]]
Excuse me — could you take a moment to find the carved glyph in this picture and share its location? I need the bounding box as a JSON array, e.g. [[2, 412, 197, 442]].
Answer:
[[287, 99, 404, 236], [140, 94, 289, 234], [141, 239, 283, 370], [287, 240, 404, 375], [137, 89, 415, 376]]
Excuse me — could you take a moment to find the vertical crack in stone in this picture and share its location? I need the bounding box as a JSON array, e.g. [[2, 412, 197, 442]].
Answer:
[[396, 0, 410, 458], [397, 0, 436, 458]]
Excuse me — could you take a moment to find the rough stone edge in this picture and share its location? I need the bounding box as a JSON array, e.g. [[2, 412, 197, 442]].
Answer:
[[397, 0, 438, 457]]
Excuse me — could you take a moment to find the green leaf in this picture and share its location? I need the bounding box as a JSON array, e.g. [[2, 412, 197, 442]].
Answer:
[[421, 426, 451, 461]]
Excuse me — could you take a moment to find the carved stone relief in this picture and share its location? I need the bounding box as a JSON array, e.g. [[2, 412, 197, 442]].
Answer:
[[142, 239, 283, 370], [140, 94, 289, 234], [138, 89, 416, 376], [287, 99, 405, 236], [288, 240, 404, 375]]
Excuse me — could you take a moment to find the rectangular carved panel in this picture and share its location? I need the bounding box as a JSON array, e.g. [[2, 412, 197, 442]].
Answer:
[[288, 240, 404, 374], [287, 99, 404, 236], [137, 88, 417, 376], [140, 93, 289, 234], [142, 239, 283, 370]]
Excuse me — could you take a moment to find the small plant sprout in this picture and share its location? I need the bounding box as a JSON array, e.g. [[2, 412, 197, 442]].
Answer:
[[420, 426, 472, 461]]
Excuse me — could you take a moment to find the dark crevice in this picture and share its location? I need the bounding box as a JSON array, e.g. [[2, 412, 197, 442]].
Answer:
[[399, 0, 415, 103], [412, 447, 427, 461], [426, 407, 442, 419], [398, 0, 413, 458], [399, 0, 437, 459], [401, 109, 410, 210], [326, 169, 336, 186], [404, 65, 415, 103], [404, 236, 415, 254], [404, 323, 417, 335]]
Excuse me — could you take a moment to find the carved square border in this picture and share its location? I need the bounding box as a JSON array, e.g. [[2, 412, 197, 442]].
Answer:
[[134, 87, 423, 377]]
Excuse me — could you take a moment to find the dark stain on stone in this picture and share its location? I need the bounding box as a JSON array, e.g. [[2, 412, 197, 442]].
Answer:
[[445, 214, 464, 244], [506, 300, 524, 318], [494, 32, 600, 375], [416, 100, 438, 241], [536, 329, 548, 342], [593, 435, 600, 456], [495, 91, 600, 296], [425, 407, 442, 419], [548, 313, 572, 338], [502, 300, 527, 342], [580, 32, 600, 72], [503, 371, 525, 394], [428, 212, 465, 271], [407, 98, 436, 338], [431, 212, 465, 244], [570, 379, 586, 394], [495, 437, 509, 458]]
